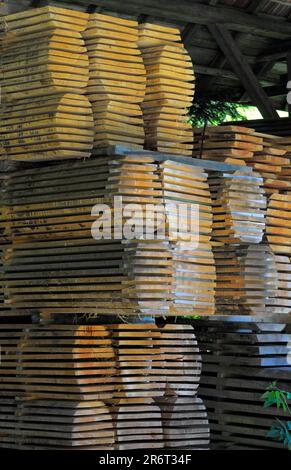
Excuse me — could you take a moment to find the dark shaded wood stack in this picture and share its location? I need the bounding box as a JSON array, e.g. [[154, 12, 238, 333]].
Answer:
[[139, 23, 194, 156], [214, 244, 279, 316], [1, 6, 94, 161], [0, 323, 209, 450], [84, 14, 145, 151], [193, 126, 263, 165], [13, 400, 115, 450], [158, 397, 209, 450], [196, 320, 291, 450]]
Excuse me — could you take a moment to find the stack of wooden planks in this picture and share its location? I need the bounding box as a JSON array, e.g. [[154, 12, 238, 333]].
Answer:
[[246, 134, 290, 196], [83, 14, 146, 150], [0, 323, 210, 450], [266, 194, 291, 315], [0, 155, 215, 319], [139, 23, 195, 156], [1, 6, 94, 161], [214, 244, 279, 316], [196, 320, 291, 450], [193, 126, 264, 165], [209, 169, 267, 245]]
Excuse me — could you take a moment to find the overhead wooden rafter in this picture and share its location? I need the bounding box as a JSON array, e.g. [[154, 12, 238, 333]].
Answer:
[[208, 24, 279, 119]]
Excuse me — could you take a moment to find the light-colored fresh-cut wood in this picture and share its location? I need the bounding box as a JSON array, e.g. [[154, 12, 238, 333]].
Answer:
[[267, 193, 291, 255], [139, 24, 195, 156], [84, 13, 145, 150], [193, 125, 263, 165], [0, 155, 214, 319], [209, 168, 266, 244], [0, 94, 94, 161]]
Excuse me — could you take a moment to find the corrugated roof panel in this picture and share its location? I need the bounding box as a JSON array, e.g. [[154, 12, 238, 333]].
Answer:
[[221, 0, 291, 17]]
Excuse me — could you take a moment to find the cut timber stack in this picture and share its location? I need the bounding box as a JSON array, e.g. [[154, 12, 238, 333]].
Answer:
[[0, 7, 94, 162], [83, 14, 146, 150], [196, 321, 291, 450], [209, 169, 267, 245], [193, 126, 263, 165], [266, 194, 291, 315], [1, 155, 215, 319], [138, 23, 195, 156], [159, 160, 216, 316], [214, 244, 279, 316], [246, 133, 290, 196], [0, 323, 210, 450]]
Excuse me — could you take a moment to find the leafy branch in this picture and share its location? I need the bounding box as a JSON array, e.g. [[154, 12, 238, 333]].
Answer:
[[262, 382, 291, 449]]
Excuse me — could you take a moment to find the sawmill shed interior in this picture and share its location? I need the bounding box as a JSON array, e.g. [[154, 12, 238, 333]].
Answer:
[[1, 0, 291, 453]]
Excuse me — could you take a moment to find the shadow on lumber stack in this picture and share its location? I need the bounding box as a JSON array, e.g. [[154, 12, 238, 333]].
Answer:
[[196, 320, 291, 450], [0, 323, 209, 450]]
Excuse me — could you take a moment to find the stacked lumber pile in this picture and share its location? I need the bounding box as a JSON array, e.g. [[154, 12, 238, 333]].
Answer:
[[83, 14, 145, 150], [266, 194, 291, 315], [246, 134, 290, 196], [158, 160, 216, 316], [193, 126, 263, 165], [0, 6, 94, 161], [138, 23, 195, 156], [196, 320, 291, 449], [0, 323, 210, 450], [210, 169, 267, 245], [1, 155, 215, 319]]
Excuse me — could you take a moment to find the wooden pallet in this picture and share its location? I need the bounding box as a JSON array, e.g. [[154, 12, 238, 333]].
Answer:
[[83, 14, 146, 150], [139, 24, 195, 156], [196, 321, 291, 449]]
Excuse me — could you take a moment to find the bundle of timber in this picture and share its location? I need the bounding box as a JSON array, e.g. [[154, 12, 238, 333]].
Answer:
[[266, 194, 291, 315], [247, 133, 290, 196], [158, 160, 216, 316], [214, 244, 279, 316], [83, 14, 146, 150], [1, 7, 89, 100], [0, 155, 215, 319], [267, 194, 291, 255], [0, 6, 94, 162], [209, 169, 267, 244], [138, 23, 195, 156], [193, 126, 263, 165], [196, 320, 291, 449], [0, 323, 210, 450], [1, 94, 94, 161], [12, 400, 115, 450]]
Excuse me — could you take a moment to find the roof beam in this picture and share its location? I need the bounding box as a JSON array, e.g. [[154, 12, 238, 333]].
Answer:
[[208, 24, 279, 119], [247, 0, 269, 13], [67, 0, 291, 39]]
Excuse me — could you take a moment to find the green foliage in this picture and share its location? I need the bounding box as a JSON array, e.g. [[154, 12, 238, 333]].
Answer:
[[262, 382, 291, 449], [189, 97, 247, 127]]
